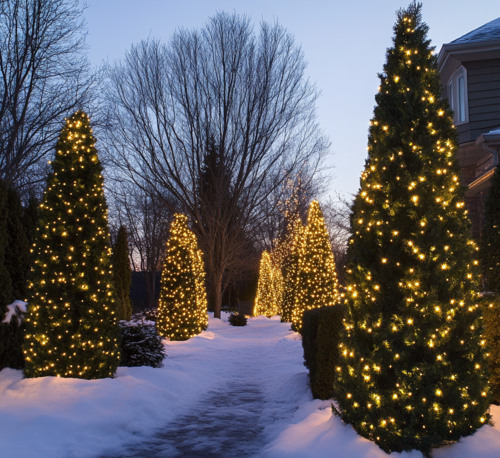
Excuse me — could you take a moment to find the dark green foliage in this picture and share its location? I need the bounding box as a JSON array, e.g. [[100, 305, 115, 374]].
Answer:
[[481, 167, 500, 291], [113, 225, 132, 320], [335, 4, 490, 456], [228, 313, 247, 327], [483, 296, 500, 405], [143, 308, 158, 322], [23, 196, 39, 261], [302, 305, 343, 400], [0, 180, 13, 308], [5, 187, 30, 300], [0, 308, 25, 371], [23, 111, 120, 379], [119, 322, 166, 368]]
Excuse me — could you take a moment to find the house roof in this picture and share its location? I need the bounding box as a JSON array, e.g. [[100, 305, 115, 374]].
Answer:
[[451, 17, 500, 45]]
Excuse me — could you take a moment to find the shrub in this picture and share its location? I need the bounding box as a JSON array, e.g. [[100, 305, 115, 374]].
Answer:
[[483, 295, 500, 405], [228, 313, 247, 327], [119, 322, 166, 368], [302, 305, 343, 400]]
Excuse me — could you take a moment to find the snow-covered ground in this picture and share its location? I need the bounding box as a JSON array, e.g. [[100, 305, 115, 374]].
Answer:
[[0, 314, 499, 457]]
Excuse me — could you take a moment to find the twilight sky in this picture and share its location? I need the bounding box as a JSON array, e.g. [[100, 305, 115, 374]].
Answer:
[[82, 0, 500, 199]]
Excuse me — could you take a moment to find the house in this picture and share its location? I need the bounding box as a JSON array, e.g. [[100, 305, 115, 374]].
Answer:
[[438, 17, 500, 238]]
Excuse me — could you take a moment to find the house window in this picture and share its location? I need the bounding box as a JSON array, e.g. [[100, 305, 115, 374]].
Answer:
[[448, 66, 468, 125]]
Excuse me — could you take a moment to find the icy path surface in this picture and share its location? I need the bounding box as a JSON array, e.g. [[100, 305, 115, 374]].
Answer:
[[1, 313, 500, 457]]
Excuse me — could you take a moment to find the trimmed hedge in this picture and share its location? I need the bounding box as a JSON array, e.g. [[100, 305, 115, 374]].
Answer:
[[483, 295, 500, 405], [301, 305, 343, 400]]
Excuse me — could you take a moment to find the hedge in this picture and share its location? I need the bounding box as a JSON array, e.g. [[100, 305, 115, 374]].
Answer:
[[301, 304, 343, 400]]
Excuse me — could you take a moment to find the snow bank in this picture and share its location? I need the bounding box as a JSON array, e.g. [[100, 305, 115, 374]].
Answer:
[[1, 312, 499, 457]]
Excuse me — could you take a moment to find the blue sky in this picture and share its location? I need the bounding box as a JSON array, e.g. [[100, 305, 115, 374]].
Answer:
[[82, 0, 500, 199]]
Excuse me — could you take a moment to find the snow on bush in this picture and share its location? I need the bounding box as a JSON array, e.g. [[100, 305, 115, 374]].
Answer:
[[119, 321, 166, 368]]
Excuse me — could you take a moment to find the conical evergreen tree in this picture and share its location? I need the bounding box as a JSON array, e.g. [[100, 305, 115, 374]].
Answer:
[[291, 201, 340, 332], [0, 180, 13, 308], [335, 4, 490, 455], [23, 111, 120, 379], [5, 187, 30, 300], [254, 250, 282, 317], [280, 218, 304, 323], [113, 225, 132, 321], [157, 214, 208, 341]]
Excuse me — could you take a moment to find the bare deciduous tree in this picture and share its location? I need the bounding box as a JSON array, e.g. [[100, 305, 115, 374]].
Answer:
[[0, 0, 97, 191], [105, 12, 330, 318]]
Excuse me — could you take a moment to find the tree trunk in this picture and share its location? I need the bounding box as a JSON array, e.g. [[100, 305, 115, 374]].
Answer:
[[213, 275, 223, 319]]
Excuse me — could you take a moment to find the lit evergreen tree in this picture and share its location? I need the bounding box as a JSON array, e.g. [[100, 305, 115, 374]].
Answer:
[[334, 4, 490, 456], [113, 225, 132, 321], [280, 218, 303, 323], [157, 214, 208, 340], [23, 111, 120, 379], [254, 250, 282, 317], [5, 187, 30, 300], [291, 200, 340, 332]]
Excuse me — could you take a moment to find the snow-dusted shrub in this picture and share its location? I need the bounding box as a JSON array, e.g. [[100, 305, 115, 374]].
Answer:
[[228, 313, 247, 327], [119, 321, 166, 368]]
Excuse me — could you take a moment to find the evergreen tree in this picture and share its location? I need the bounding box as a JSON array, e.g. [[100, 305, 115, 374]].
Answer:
[[157, 214, 208, 340], [0, 180, 13, 308], [23, 111, 120, 379], [254, 250, 282, 317], [481, 167, 500, 292], [280, 218, 303, 323], [291, 201, 340, 332], [23, 195, 40, 261], [334, 4, 490, 455], [5, 187, 30, 300], [113, 225, 132, 321]]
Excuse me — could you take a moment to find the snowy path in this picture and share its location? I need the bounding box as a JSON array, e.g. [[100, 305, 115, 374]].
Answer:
[[2, 314, 500, 458], [103, 322, 277, 457]]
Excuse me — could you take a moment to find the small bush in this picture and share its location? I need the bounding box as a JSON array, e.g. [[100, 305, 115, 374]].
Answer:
[[119, 322, 166, 368], [302, 305, 343, 400], [483, 295, 500, 404], [228, 313, 247, 327]]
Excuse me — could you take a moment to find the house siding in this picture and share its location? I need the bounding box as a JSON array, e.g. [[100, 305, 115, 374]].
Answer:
[[461, 59, 500, 143]]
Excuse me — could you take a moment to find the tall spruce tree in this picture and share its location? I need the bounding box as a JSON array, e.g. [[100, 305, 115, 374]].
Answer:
[[291, 201, 340, 332], [23, 111, 120, 379], [113, 225, 132, 321], [335, 4, 490, 455], [0, 180, 13, 308], [157, 214, 208, 341], [5, 187, 30, 300]]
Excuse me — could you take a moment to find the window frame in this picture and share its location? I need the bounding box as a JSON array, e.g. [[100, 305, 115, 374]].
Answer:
[[447, 66, 469, 125]]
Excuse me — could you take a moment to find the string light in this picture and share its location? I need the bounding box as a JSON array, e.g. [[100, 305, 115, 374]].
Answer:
[[157, 214, 208, 341], [23, 111, 120, 380]]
